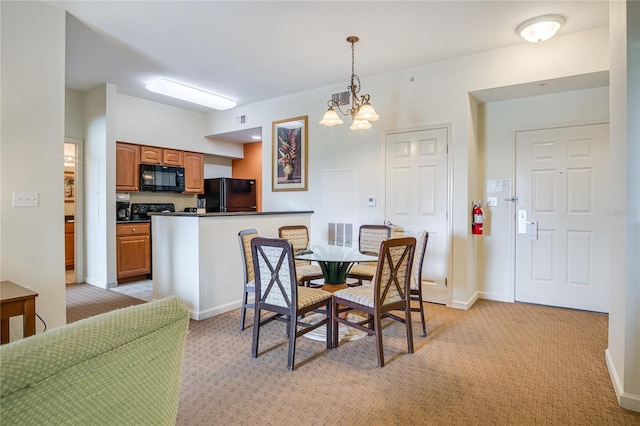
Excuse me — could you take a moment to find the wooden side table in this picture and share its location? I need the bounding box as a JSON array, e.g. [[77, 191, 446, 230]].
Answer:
[[1, 280, 38, 344]]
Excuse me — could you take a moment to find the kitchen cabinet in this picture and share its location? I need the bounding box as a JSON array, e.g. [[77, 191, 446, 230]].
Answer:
[[141, 146, 184, 166], [116, 142, 140, 192], [116, 223, 151, 281], [183, 151, 204, 194], [65, 222, 74, 270]]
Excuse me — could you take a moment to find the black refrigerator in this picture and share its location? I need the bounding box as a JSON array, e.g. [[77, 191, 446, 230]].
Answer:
[[199, 178, 257, 212]]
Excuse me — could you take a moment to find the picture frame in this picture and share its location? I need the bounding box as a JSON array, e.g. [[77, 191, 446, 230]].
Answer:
[[272, 115, 308, 192], [64, 171, 75, 202]]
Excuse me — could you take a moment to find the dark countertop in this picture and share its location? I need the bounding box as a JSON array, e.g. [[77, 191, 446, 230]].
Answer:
[[149, 210, 313, 218], [116, 219, 151, 224]]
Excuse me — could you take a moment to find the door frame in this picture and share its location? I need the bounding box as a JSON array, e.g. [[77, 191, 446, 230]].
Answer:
[[509, 120, 610, 303], [382, 124, 454, 306]]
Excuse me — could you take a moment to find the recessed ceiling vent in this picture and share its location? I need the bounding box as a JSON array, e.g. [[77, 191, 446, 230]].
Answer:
[[331, 91, 350, 107], [234, 114, 247, 126]]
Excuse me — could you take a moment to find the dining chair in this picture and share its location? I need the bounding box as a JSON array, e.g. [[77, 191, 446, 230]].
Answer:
[[250, 237, 333, 371], [332, 237, 416, 367], [347, 224, 391, 286], [411, 231, 429, 337], [278, 225, 324, 287], [238, 228, 258, 331]]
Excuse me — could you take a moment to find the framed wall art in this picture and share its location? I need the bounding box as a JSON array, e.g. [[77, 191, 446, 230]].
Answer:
[[272, 115, 308, 191], [64, 171, 75, 202]]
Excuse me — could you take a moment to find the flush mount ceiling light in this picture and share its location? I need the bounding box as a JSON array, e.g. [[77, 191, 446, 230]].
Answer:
[[146, 78, 236, 110], [517, 14, 565, 43], [319, 36, 379, 130]]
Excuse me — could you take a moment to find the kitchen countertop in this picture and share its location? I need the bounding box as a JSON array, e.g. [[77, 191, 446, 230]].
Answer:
[[116, 219, 151, 224], [149, 210, 313, 218]]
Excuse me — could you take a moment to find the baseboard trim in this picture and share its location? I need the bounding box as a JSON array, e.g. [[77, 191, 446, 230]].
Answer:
[[449, 291, 478, 310], [605, 348, 640, 412], [192, 300, 242, 321], [478, 291, 513, 303]]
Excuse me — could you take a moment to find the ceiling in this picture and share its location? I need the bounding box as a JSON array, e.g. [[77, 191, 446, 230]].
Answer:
[[50, 1, 609, 142]]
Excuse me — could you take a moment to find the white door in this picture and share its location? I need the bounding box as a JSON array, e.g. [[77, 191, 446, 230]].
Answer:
[[515, 123, 610, 313], [385, 127, 449, 304]]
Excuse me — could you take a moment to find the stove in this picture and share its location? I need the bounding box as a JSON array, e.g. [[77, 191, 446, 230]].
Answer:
[[130, 203, 175, 221]]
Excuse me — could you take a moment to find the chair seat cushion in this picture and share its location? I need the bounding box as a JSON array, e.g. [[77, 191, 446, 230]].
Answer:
[[296, 264, 323, 278], [297, 286, 332, 309], [333, 285, 375, 308], [348, 263, 377, 278]]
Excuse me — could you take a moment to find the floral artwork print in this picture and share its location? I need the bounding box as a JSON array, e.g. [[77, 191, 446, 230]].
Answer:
[[277, 127, 301, 183], [272, 115, 308, 191]]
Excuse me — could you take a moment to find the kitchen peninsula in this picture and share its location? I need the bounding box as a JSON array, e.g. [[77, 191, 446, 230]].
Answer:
[[151, 211, 312, 320]]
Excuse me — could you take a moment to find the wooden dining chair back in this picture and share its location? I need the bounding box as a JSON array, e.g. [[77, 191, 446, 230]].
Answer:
[[238, 228, 259, 330], [278, 225, 324, 287], [348, 224, 391, 286], [250, 237, 333, 371], [332, 237, 416, 367], [410, 231, 429, 336]]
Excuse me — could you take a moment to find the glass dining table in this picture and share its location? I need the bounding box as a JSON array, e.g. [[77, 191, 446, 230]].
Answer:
[[294, 241, 377, 342], [294, 241, 378, 287]]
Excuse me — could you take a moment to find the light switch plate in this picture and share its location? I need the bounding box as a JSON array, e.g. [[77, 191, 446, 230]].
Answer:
[[12, 191, 39, 207], [487, 197, 497, 207]]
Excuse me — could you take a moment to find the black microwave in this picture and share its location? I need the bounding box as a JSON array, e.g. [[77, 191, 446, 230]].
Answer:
[[139, 164, 185, 192]]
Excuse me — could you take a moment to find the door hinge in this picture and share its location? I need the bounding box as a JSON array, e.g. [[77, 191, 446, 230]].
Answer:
[[445, 277, 448, 287]]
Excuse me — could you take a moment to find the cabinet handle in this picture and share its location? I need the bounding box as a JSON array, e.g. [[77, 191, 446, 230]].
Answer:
[[132, 228, 136, 232]]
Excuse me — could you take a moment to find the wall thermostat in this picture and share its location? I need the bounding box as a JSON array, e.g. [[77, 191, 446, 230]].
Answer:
[[367, 196, 376, 206]]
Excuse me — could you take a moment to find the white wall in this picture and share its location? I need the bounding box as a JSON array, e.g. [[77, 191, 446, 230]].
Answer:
[[65, 88, 85, 140], [478, 87, 610, 302], [607, 0, 640, 412], [84, 84, 118, 288], [202, 26, 609, 308], [0, 1, 67, 333], [116, 93, 243, 158]]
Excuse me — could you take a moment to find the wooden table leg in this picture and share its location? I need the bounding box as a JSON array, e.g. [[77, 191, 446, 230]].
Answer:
[[1, 319, 9, 344], [23, 298, 36, 338]]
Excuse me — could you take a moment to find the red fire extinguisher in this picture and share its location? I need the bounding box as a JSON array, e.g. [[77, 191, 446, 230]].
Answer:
[[472, 202, 484, 235]]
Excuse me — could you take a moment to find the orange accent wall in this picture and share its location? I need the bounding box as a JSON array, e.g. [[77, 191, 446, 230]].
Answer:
[[232, 142, 262, 211]]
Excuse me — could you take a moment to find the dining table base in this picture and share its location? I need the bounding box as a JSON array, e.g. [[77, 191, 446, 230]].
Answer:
[[301, 312, 368, 343]]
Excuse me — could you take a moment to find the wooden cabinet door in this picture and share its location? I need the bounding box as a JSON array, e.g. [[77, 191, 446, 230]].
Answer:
[[116, 224, 151, 279], [116, 142, 140, 192], [140, 146, 163, 164], [65, 222, 74, 270], [163, 149, 184, 166], [183, 151, 204, 193]]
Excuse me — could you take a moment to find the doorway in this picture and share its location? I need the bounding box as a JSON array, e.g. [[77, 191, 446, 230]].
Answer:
[[384, 127, 450, 304], [514, 123, 610, 312], [64, 138, 83, 285]]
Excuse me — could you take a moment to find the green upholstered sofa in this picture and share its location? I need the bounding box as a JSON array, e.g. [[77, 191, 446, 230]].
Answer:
[[0, 296, 190, 425]]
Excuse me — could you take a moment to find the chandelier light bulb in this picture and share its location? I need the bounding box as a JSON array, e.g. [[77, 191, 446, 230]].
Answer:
[[355, 102, 379, 122], [319, 107, 344, 126], [350, 118, 372, 130]]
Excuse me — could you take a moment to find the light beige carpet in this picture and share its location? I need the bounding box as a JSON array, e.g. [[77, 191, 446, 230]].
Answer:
[[66, 283, 145, 323], [66, 284, 640, 424]]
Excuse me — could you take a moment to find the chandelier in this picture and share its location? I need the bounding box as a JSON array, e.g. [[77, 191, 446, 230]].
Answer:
[[319, 36, 379, 130]]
